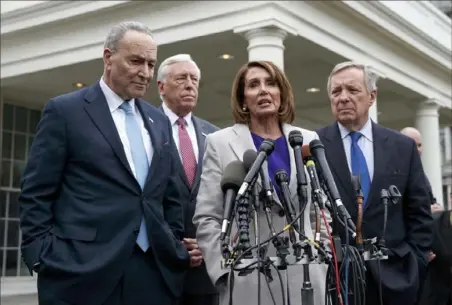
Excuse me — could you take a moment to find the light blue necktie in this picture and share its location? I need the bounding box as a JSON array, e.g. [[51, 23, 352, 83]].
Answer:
[[119, 102, 150, 251], [350, 132, 371, 207]]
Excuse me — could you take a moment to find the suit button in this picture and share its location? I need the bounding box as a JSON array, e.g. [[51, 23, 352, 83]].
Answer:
[[133, 229, 139, 235]]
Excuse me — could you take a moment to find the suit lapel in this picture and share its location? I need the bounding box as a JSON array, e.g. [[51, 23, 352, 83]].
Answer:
[[191, 116, 206, 193], [365, 122, 390, 211], [228, 124, 262, 190], [228, 124, 297, 205], [135, 99, 162, 188], [275, 124, 299, 205], [84, 83, 135, 180], [323, 123, 355, 207]]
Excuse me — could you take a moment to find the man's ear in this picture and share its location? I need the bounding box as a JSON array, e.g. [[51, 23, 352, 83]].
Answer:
[[103, 48, 114, 68], [158, 81, 168, 97], [369, 89, 377, 107]]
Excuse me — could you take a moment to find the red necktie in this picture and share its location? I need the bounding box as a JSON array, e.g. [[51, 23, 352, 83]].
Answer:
[[177, 118, 197, 187]]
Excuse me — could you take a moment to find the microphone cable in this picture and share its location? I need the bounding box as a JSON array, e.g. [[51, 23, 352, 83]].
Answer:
[[321, 209, 344, 305], [251, 184, 263, 305], [344, 213, 350, 305], [226, 202, 332, 305], [332, 214, 367, 305]]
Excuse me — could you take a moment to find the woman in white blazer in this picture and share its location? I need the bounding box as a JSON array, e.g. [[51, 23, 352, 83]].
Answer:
[[193, 61, 331, 305]]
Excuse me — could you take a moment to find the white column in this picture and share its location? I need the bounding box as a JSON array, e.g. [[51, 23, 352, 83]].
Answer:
[[415, 100, 443, 207], [444, 126, 451, 162], [447, 184, 452, 210], [369, 98, 378, 123], [0, 95, 3, 161], [243, 27, 287, 71], [368, 66, 385, 123]]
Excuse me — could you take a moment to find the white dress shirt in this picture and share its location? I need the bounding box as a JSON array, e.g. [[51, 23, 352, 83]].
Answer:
[[337, 118, 374, 181], [99, 78, 153, 178], [161, 102, 199, 163]]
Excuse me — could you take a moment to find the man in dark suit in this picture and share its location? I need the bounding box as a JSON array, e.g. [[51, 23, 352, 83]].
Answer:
[[400, 127, 443, 212], [157, 54, 219, 305], [316, 62, 433, 305], [400, 128, 452, 305], [19, 22, 194, 305]]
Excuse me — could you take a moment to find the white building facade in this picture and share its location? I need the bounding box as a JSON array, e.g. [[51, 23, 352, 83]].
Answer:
[[1, 1, 451, 303]]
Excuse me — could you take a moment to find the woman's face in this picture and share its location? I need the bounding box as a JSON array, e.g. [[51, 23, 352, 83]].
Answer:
[[243, 67, 281, 120]]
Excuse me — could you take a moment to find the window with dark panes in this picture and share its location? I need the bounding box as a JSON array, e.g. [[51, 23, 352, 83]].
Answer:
[[0, 101, 42, 277]]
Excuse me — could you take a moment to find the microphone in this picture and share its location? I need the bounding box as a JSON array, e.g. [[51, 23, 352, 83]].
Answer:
[[309, 139, 356, 233], [302, 144, 326, 186], [289, 131, 309, 234], [237, 139, 275, 199], [243, 150, 272, 198], [274, 170, 298, 230], [274, 169, 302, 258], [302, 145, 331, 211], [305, 160, 325, 210], [243, 149, 284, 215], [305, 160, 324, 242], [219, 160, 247, 243], [288, 131, 308, 188], [351, 175, 364, 250], [379, 189, 390, 249], [243, 149, 257, 172]]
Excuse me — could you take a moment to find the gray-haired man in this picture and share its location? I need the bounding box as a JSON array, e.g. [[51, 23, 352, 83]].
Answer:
[[316, 62, 433, 305], [157, 54, 219, 305], [20, 22, 189, 305]]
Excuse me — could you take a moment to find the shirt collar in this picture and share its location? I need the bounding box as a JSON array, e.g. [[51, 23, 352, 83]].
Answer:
[[161, 101, 192, 127], [99, 77, 136, 113], [337, 117, 373, 142]]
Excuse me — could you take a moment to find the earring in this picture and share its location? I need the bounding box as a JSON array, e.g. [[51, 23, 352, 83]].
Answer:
[[242, 106, 247, 111]]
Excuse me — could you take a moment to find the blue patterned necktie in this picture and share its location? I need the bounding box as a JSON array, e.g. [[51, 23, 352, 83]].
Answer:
[[119, 102, 150, 251], [350, 131, 371, 207]]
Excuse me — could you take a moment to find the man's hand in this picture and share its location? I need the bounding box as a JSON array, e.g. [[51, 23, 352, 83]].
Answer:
[[431, 203, 443, 213], [428, 251, 436, 262], [183, 238, 203, 268]]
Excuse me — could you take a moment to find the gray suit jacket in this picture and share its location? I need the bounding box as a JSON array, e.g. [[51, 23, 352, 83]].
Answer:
[[193, 123, 330, 305]]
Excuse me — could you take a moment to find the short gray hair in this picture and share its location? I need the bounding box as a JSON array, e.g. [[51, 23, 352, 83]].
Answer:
[[104, 21, 153, 53], [157, 54, 201, 83], [327, 61, 379, 94]]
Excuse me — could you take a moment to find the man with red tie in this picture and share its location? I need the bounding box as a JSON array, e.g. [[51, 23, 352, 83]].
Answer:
[[157, 54, 220, 305]]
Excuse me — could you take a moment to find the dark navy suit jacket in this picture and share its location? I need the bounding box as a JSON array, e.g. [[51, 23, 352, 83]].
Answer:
[[159, 105, 219, 295], [316, 121, 433, 305], [19, 82, 190, 305]]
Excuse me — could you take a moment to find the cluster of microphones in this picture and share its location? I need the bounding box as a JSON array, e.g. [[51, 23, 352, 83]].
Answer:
[[216, 130, 399, 305], [219, 130, 358, 264]]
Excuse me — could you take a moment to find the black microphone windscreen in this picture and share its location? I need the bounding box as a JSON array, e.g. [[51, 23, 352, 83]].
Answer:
[[259, 139, 275, 155], [220, 160, 247, 192], [275, 169, 289, 184], [351, 175, 361, 192], [288, 130, 303, 147], [243, 150, 258, 171], [309, 139, 324, 151]]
